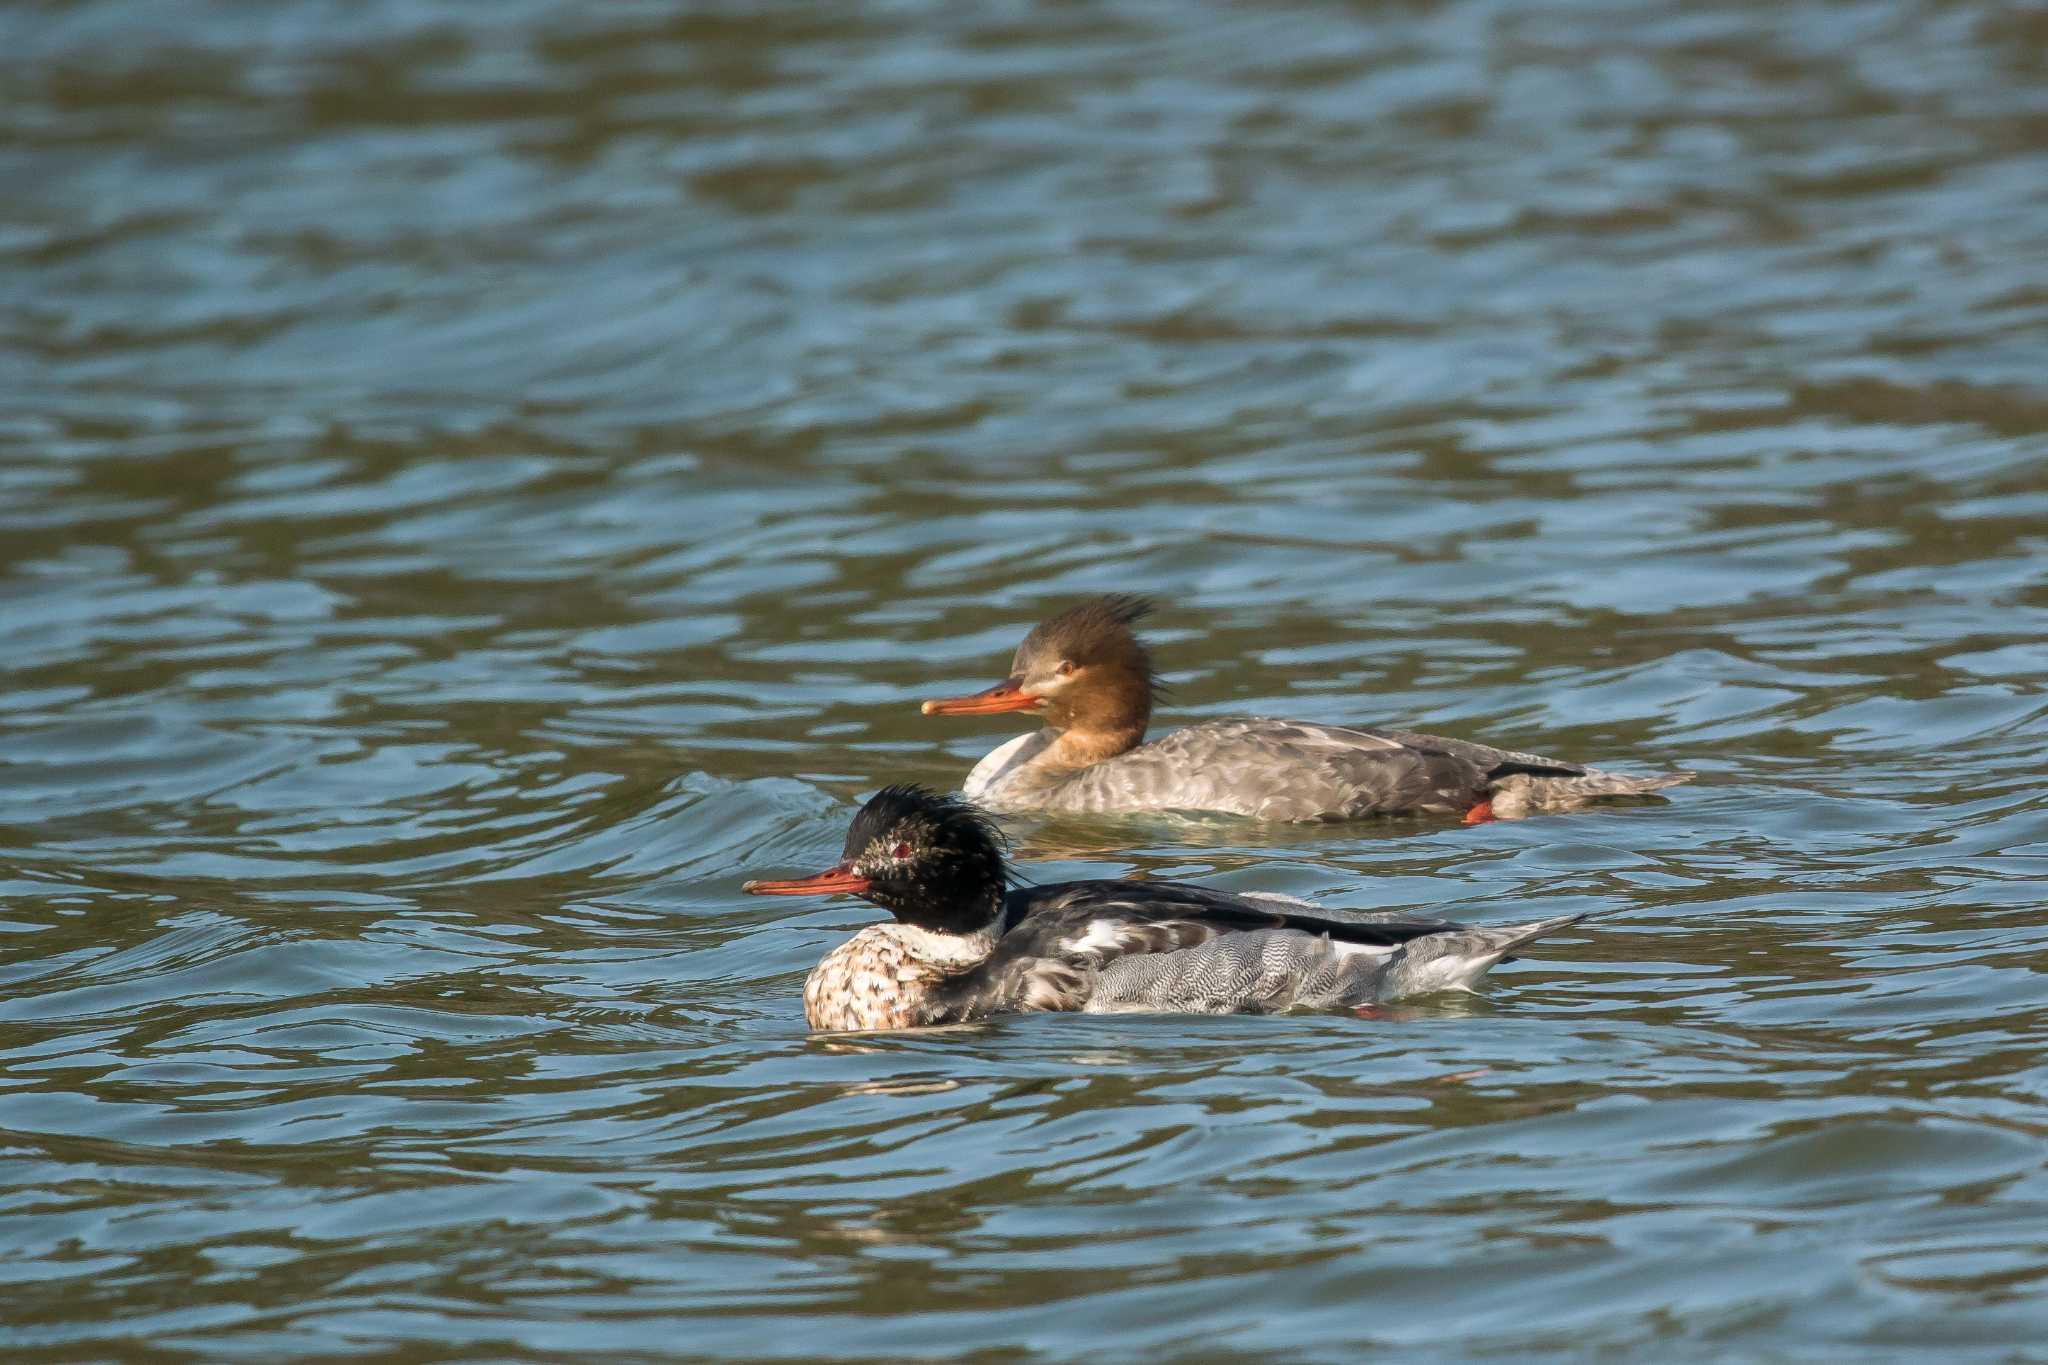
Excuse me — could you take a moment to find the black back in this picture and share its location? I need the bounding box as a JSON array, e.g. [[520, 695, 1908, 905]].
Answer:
[[999, 880, 1455, 949]]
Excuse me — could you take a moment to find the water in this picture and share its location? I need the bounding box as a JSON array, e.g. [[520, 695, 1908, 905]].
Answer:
[[4, 0, 2046, 1357]]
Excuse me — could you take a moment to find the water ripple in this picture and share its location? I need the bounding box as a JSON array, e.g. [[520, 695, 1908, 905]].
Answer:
[[3, 0, 2046, 1356]]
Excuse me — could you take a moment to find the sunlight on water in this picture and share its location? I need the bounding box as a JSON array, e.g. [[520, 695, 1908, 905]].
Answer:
[[2, 0, 2045, 1357]]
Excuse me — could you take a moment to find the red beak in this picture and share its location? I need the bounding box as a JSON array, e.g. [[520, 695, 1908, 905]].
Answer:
[[742, 863, 874, 896], [920, 677, 1042, 716]]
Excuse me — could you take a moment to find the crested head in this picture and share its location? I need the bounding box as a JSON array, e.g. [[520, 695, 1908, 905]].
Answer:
[[1008, 594, 1158, 737], [918, 594, 1160, 750], [1014, 593, 1154, 672], [840, 785, 1009, 934]]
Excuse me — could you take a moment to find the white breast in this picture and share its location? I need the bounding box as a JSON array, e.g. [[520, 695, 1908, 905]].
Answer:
[[961, 730, 1054, 803]]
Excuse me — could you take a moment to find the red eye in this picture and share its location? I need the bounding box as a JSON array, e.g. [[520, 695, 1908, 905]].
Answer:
[[1056, 661, 1074, 676], [892, 842, 910, 860]]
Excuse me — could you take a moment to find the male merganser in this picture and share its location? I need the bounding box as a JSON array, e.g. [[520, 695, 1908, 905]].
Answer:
[[744, 785, 1607, 1031], [921, 595, 1688, 822]]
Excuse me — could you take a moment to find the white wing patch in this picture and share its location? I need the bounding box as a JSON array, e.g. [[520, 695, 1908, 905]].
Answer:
[[1325, 937, 1398, 961], [1063, 918, 1129, 957]]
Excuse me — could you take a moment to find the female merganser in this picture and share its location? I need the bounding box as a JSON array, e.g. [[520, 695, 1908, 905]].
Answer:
[[744, 785, 1606, 1031], [921, 595, 1688, 822]]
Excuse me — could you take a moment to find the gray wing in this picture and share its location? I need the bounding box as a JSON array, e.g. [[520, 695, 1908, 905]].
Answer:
[[1086, 927, 1395, 1014], [1051, 718, 1491, 820], [931, 880, 1457, 1019], [1380, 728, 1691, 816], [1375, 729, 1585, 776], [1084, 910, 1602, 1014]]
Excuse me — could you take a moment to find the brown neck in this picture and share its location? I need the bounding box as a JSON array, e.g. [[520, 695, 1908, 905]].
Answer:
[[1041, 664, 1152, 760], [1043, 720, 1146, 770]]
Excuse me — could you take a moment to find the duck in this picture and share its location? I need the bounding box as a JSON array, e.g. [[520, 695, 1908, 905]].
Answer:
[[920, 595, 1688, 822], [744, 785, 1608, 1031]]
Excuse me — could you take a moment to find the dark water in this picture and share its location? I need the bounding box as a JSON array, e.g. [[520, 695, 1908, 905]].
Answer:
[[4, 0, 2047, 1358]]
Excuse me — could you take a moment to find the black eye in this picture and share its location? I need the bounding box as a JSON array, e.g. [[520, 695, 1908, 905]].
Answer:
[[892, 842, 910, 860], [1056, 660, 1074, 676]]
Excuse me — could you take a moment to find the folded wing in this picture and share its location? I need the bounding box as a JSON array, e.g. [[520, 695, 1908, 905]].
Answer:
[[927, 879, 1464, 1019]]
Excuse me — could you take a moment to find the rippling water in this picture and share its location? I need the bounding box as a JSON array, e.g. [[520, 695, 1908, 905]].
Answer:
[[5, 0, 2047, 1357]]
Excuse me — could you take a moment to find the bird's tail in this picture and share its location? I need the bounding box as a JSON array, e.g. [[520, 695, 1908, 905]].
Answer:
[[1488, 768, 1690, 818], [1375, 911, 1603, 1000]]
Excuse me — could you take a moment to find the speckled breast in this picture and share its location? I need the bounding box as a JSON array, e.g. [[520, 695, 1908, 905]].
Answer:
[[801, 930, 949, 1032]]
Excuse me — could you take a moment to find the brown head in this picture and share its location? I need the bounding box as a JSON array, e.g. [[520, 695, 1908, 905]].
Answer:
[[920, 595, 1157, 753]]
